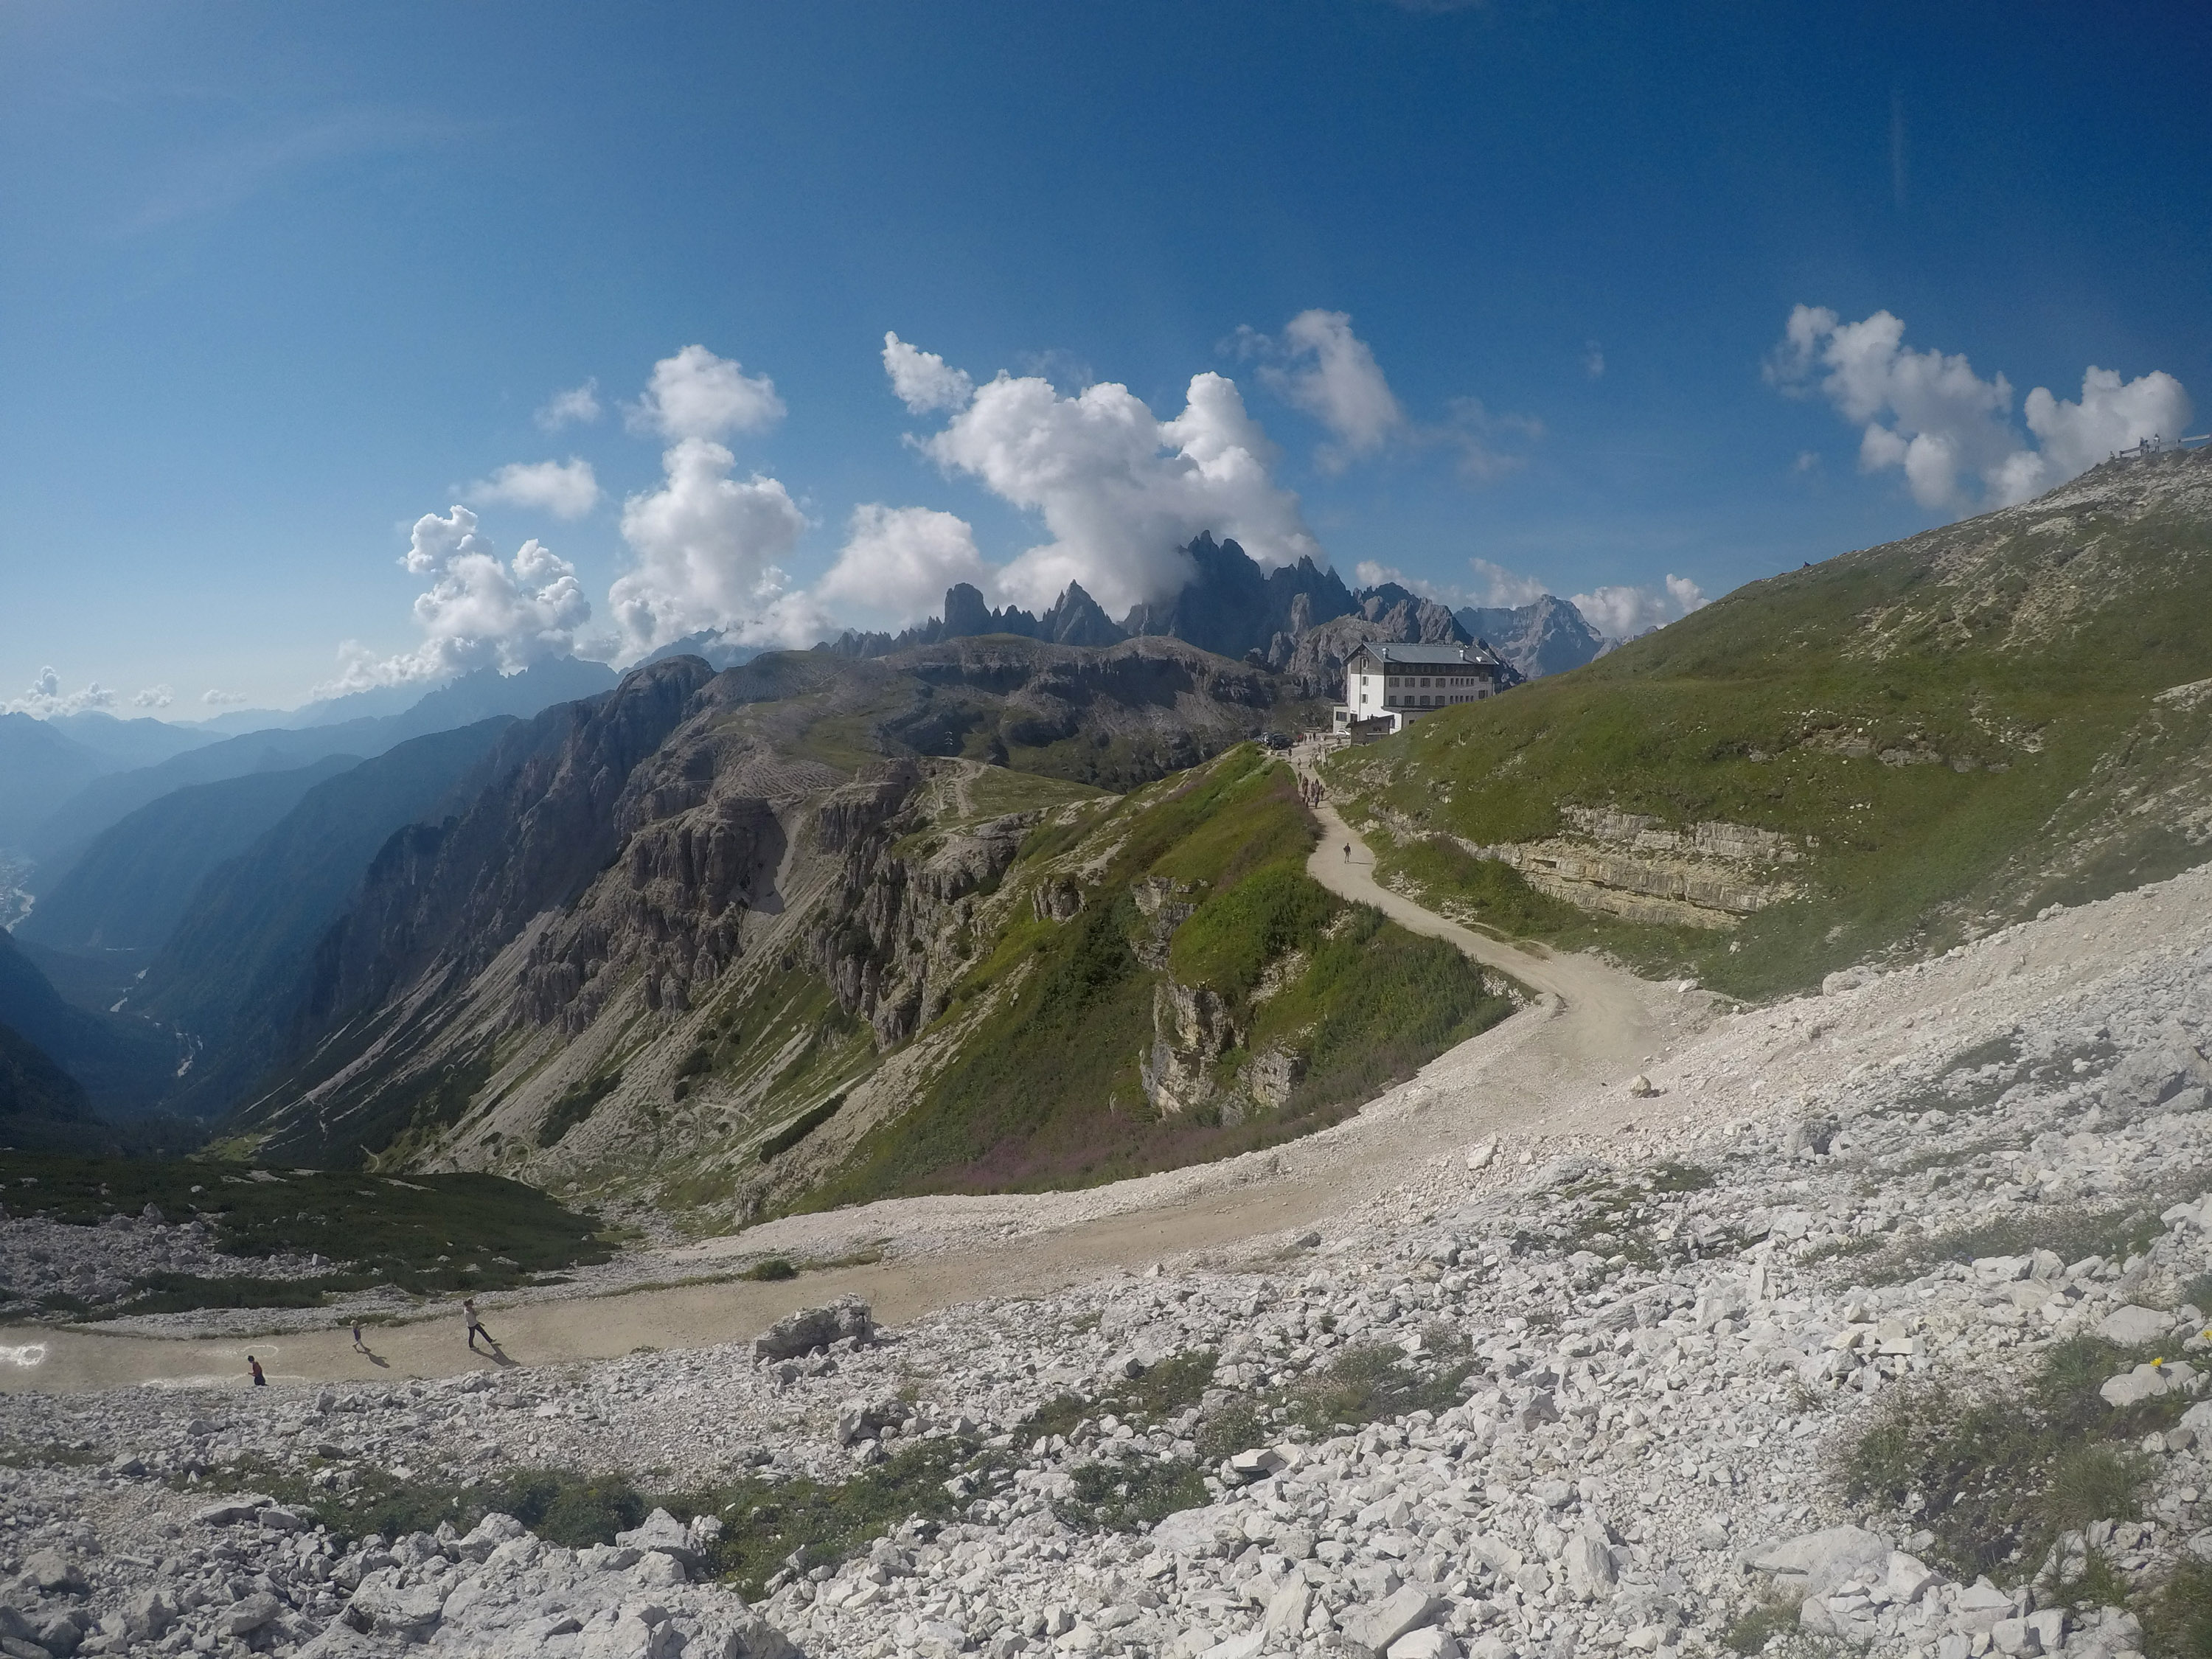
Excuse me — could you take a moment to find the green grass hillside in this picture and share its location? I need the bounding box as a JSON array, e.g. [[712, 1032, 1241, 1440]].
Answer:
[[1326, 448, 2212, 997], [799, 747, 1514, 1207]]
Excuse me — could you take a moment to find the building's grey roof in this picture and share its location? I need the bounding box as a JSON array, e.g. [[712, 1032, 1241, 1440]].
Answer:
[[1347, 641, 1492, 667]]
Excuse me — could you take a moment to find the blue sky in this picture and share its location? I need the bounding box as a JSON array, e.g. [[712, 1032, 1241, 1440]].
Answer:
[[4, 1, 2206, 714]]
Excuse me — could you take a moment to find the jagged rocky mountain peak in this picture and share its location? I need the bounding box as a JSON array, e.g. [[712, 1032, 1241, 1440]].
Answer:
[[829, 532, 1605, 686]]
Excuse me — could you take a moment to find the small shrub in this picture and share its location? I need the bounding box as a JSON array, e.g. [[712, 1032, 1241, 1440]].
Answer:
[[757, 1096, 844, 1162], [2046, 1545, 2131, 1613], [741, 1258, 798, 1282], [2143, 1558, 2212, 1659], [1056, 1458, 1208, 1533], [1723, 1589, 1805, 1655], [1844, 1336, 2166, 1581], [1284, 1340, 1474, 1435]]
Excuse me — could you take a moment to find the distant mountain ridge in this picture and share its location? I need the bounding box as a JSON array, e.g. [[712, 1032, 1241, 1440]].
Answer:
[[1455, 594, 1614, 680], [15, 658, 617, 874], [18, 753, 363, 953], [213, 638, 1484, 1203], [826, 532, 1610, 689]]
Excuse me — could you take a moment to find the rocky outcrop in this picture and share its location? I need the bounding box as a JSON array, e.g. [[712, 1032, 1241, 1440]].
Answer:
[[828, 577, 1126, 656], [1122, 536, 1359, 661], [1139, 980, 1242, 1119], [805, 765, 1037, 1046], [830, 531, 1587, 703], [237, 638, 1291, 1163], [1459, 808, 1804, 930]]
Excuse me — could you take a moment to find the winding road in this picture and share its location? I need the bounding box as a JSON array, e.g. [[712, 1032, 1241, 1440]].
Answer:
[[2, 785, 1695, 1394], [1302, 797, 1660, 1075]]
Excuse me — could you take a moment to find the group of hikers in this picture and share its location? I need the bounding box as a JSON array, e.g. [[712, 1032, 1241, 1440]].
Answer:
[[1297, 773, 1326, 807], [243, 1297, 500, 1388]]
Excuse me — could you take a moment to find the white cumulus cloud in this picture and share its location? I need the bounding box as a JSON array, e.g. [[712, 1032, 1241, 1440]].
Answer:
[[607, 438, 813, 658], [535, 380, 602, 431], [818, 505, 990, 627], [1246, 309, 1406, 471], [1570, 575, 1708, 643], [201, 688, 248, 706], [1468, 558, 1548, 608], [900, 345, 1321, 616], [2025, 366, 2194, 481], [1352, 560, 1425, 594], [1443, 397, 1543, 481], [627, 344, 785, 442], [882, 333, 975, 414], [132, 686, 173, 709], [467, 457, 601, 521], [1768, 305, 2191, 513], [320, 505, 591, 695], [4, 667, 118, 717], [1234, 310, 1540, 481]]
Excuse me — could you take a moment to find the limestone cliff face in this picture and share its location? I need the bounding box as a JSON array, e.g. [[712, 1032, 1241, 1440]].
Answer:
[[803, 763, 1035, 1047], [1139, 978, 1241, 1118], [1458, 805, 1804, 930], [1130, 885, 1306, 1124]]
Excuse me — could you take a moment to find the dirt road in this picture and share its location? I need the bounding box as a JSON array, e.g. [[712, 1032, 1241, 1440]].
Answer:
[[1304, 799, 1663, 1075], [3, 801, 1688, 1394]]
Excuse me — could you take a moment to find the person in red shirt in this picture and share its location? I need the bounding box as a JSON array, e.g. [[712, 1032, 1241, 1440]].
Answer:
[[247, 1355, 266, 1388]]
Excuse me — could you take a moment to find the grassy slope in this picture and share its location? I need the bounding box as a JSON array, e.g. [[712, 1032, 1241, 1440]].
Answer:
[[1328, 459, 2212, 998], [800, 747, 1512, 1208]]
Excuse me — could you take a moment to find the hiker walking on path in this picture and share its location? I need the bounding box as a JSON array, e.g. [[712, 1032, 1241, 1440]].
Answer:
[[351, 1321, 369, 1354], [247, 1354, 265, 1388], [463, 1298, 495, 1353]]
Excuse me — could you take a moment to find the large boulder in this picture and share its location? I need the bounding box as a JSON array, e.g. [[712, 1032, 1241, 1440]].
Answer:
[[752, 1297, 874, 1362], [2101, 1305, 2177, 1346], [1745, 1526, 1891, 1600], [192, 1495, 275, 1527], [616, 1508, 701, 1567], [2106, 1042, 2209, 1111], [456, 1511, 528, 1563], [1342, 1587, 1441, 1659], [1563, 1532, 1619, 1601], [692, 1608, 801, 1659], [1150, 1507, 1233, 1559], [20, 1548, 86, 1595], [343, 1572, 447, 1641], [223, 1592, 283, 1638]]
